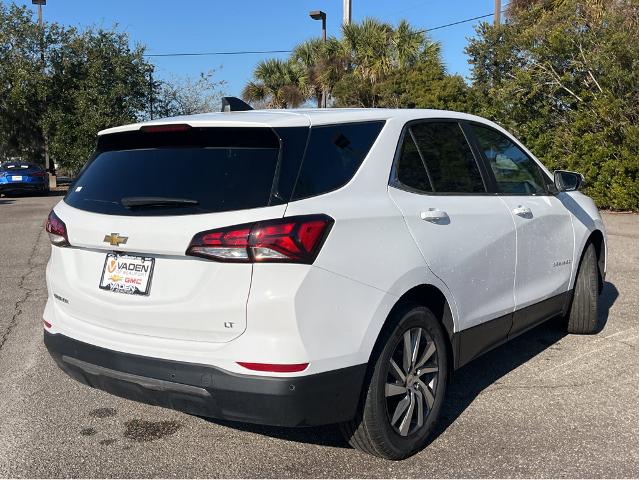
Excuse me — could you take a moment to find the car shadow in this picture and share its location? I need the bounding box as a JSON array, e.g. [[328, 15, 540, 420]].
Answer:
[[46, 190, 67, 197], [201, 282, 618, 450], [0, 198, 16, 205], [1, 190, 66, 198]]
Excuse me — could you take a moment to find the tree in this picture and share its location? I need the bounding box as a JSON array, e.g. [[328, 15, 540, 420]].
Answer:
[[0, 2, 155, 172], [292, 37, 347, 108], [242, 58, 305, 108], [44, 27, 151, 172], [154, 70, 226, 118], [0, 2, 47, 162], [375, 43, 473, 111], [467, 0, 639, 210], [243, 18, 452, 109]]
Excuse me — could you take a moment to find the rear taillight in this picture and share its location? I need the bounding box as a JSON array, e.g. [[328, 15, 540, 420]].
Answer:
[[32, 171, 46, 177], [186, 215, 333, 264], [45, 210, 70, 246]]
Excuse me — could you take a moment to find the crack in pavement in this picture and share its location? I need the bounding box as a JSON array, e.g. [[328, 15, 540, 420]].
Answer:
[[0, 225, 45, 352]]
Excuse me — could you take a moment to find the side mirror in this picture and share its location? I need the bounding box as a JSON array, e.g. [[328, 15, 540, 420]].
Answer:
[[554, 170, 585, 192]]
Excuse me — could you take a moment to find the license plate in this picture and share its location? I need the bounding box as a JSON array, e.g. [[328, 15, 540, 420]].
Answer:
[[11, 175, 22, 181], [99, 253, 155, 296]]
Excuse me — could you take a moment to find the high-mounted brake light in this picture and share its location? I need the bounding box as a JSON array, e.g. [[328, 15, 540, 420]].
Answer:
[[45, 210, 70, 246], [237, 362, 309, 373], [140, 124, 192, 133], [186, 215, 333, 264]]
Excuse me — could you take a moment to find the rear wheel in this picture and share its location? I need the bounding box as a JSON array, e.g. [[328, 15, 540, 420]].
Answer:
[[340, 303, 448, 460], [566, 243, 599, 334]]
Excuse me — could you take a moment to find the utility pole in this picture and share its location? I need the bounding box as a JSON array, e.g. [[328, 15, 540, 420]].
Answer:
[[494, 0, 501, 25], [32, 0, 55, 188], [343, 0, 351, 25]]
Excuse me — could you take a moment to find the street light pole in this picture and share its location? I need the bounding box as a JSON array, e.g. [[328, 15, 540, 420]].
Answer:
[[32, 0, 55, 187], [309, 10, 327, 108]]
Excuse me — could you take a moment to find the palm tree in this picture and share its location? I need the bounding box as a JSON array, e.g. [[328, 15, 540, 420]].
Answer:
[[242, 58, 305, 108], [341, 18, 428, 106], [342, 18, 394, 88], [292, 39, 324, 107], [393, 20, 426, 69], [293, 37, 348, 107]]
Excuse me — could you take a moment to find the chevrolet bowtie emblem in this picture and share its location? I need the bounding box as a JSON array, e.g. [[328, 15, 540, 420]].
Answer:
[[103, 233, 128, 247]]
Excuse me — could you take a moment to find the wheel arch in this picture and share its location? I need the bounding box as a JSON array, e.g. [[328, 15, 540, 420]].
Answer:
[[370, 284, 458, 376], [583, 229, 606, 293]]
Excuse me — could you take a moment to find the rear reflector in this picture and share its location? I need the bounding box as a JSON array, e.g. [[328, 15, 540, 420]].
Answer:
[[237, 362, 309, 373], [45, 210, 70, 247], [186, 215, 333, 264], [140, 124, 192, 133], [43, 319, 52, 329]]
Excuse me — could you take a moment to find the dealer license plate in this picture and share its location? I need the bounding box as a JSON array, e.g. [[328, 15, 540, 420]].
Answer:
[[99, 253, 155, 296]]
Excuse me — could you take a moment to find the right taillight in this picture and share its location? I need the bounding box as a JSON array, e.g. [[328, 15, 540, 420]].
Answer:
[[45, 210, 70, 246], [186, 215, 334, 264]]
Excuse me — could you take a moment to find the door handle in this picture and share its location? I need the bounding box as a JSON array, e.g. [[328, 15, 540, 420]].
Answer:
[[420, 209, 449, 222], [512, 205, 532, 217]]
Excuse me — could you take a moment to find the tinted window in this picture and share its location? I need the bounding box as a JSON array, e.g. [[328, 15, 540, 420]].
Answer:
[[396, 132, 432, 192], [399, 122, 485, 193], [470, 124, 548, 195], [65, 129, 282, 216], [292, 121, 384, 200]]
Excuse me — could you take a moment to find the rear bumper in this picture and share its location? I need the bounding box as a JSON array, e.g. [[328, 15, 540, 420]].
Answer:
[[44, 331, 366, 427], [0, 181, 45, 192]]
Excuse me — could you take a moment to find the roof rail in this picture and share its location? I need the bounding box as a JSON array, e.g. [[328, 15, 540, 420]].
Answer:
[[221, 97, 254, 112]]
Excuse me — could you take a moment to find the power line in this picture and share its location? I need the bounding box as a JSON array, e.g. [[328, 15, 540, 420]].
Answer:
[[144, 9, 507, 58], [145, 49, 292, 58]]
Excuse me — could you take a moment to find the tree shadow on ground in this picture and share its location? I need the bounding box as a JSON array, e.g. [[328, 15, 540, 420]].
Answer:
[[203, 282, 619, 450]]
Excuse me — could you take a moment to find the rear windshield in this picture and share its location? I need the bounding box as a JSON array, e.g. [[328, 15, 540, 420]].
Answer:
[[64, 121, 384, 216], [65, 128, 281, 216]]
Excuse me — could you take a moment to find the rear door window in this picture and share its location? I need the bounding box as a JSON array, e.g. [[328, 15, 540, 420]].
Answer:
[[291, 121, 385, 200], [65, 127, 283, 216], [394, 122, 486, 194]]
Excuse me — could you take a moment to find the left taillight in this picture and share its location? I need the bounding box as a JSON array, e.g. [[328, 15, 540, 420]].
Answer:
[[186, 215, 334, 264], [45, 210, 70, 246]]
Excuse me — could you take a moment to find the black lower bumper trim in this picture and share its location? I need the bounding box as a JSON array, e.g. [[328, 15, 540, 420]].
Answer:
[[44, 331, 366, 427]]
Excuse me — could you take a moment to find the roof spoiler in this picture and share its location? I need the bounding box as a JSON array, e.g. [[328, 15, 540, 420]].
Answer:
[[221, 97, 253, 112]]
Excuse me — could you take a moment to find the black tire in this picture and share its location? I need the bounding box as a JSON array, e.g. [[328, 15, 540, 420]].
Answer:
[[566, 243, 599, 334], [340, 302, 448, 460]]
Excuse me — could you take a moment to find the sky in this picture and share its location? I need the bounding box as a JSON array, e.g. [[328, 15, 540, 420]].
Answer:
[[12, 0, 499, 97]]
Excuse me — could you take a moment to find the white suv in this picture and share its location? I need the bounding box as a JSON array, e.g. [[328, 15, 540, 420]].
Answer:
[[43, 103, 606, 460]]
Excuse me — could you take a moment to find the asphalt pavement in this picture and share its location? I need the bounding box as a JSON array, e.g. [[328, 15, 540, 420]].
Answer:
[[0, 194, 637, 478]]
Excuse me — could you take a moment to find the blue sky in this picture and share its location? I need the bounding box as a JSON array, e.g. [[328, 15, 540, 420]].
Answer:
[[13, 0, 498, 97]]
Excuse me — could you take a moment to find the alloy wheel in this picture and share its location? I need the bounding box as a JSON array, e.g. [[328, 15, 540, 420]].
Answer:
[[384, 327, 439, 437]]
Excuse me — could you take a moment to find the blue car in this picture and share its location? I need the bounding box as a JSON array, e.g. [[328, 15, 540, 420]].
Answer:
[[0, 162, 49, 195]]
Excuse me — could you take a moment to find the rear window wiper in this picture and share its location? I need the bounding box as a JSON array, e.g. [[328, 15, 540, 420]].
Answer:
[[121, 196, 199, 209]]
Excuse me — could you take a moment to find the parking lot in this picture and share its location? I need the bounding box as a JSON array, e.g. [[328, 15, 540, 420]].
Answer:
[[0, 193, 637, 478]]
